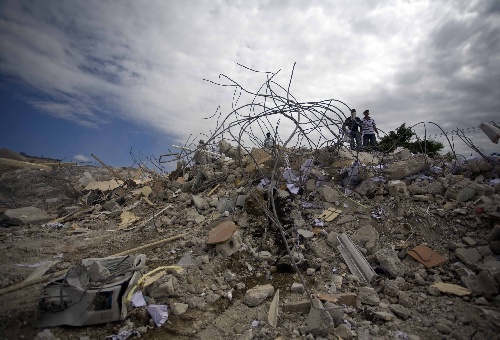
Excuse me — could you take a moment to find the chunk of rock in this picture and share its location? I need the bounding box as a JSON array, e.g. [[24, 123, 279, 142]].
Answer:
[[390, 304, 411, 320], [191, 195, 208, 210], [375, 248, 406, 278], [170, 303, 189, 315], [5, 207, 52, 225], [351, 225, 380, 255], [305, 296, 334, 337], [215, 230, 242, 256], [388, 180, 410, 198], [318, 185, 341, 203], [455, 248, 482, 270], [434, 322, 452, 334], [358, 287, 380, 306], [462, 270, 499, 297], [243, 284, 275, 307], [384, 155, 429, 180], [334, 323, 353, 339], [324, 302, 344, 326], [34, 329, 59, 340]]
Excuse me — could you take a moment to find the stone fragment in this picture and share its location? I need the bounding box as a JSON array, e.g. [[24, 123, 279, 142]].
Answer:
[[34, 329, 59, 340], [462, 270, 499, 296], [462, 236, 477, 247], [243, 284, 275, 307], [5, 207, 52, 225], [282, 300, 310, 313], [318, 185, 341, 203], [455, 248, 482, 269], [374, 311, 396, 321], [375, 248, 406, 278], [481, 308, 500, 329], [351, 225, 380, 255], [488, 225, 500, 242], [297, 229, 314, 239], [215, 230, 242, 256], [454, 262, 475, 277], [291, 283, 305, 293], [191, 195, 208, 210], [384, 280, 400, 297], [326, 231, 340, 248], [358, 287, 380, 306], [390, 304, 411, 319], [149, 277, 176, 298], [354, 179, 377, 197], [170, 303, 189, 315], [434, 322, 452, 334], [305, 296, 334, 337], [398, 291, 413, 308], [324, 302, 344, 326], [334, 323, 353, 339], [384, 155, 429, 180], [388, 180, 410, 198], [102, 200, 120, 211], [186, 296, 206, 309], [256, 251, 273, 262]]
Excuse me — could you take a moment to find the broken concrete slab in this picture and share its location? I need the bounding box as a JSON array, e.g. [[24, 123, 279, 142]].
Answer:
[[5, 207, 53, 225], [384, 155, 429, 180]]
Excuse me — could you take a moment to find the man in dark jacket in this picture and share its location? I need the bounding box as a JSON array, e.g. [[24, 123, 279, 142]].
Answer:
[[342, 109, 362, 149]]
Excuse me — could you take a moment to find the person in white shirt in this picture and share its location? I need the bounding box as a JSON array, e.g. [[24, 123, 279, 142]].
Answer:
[[361, 110, 379, 149]]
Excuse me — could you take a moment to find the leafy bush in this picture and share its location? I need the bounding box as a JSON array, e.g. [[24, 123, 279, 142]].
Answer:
[[379, 123, 443, 157]]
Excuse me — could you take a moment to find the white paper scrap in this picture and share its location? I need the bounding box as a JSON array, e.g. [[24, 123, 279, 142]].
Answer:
[[131, 291, 147, 307], [147, 304, 169, 327]]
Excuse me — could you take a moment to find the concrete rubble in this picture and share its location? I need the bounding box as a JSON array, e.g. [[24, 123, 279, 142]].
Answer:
[[0, 146, 499, 339]]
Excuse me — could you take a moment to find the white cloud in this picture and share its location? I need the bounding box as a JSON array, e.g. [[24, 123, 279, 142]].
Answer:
[[74, 154, 90, 162], [0, 0, 499, 155]]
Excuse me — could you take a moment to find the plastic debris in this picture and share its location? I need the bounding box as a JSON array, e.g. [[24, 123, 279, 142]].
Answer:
[[106, 330, 139, 340], [147, 304, 169, 327]]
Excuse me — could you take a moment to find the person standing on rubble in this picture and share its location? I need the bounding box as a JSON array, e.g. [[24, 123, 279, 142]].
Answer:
[[264, 132, 275, 149], [342, 109, 362, 149], [361, 109, 379, 150]]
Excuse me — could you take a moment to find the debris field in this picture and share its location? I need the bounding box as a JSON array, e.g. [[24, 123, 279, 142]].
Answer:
[[0, 143, 499, 340]]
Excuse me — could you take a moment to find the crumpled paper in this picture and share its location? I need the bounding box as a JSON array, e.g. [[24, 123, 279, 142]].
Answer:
[[147, 304, 168, 327]]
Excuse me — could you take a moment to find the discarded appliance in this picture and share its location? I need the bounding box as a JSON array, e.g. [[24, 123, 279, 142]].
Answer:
[[36, 254, 146, 327], [337, 233, 378, 283]]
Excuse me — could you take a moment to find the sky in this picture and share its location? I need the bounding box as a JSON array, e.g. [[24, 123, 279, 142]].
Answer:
[[0, 0, 499, 169]]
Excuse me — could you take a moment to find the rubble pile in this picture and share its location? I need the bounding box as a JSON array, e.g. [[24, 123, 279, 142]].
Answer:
[[0, 144, 500, 340]]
